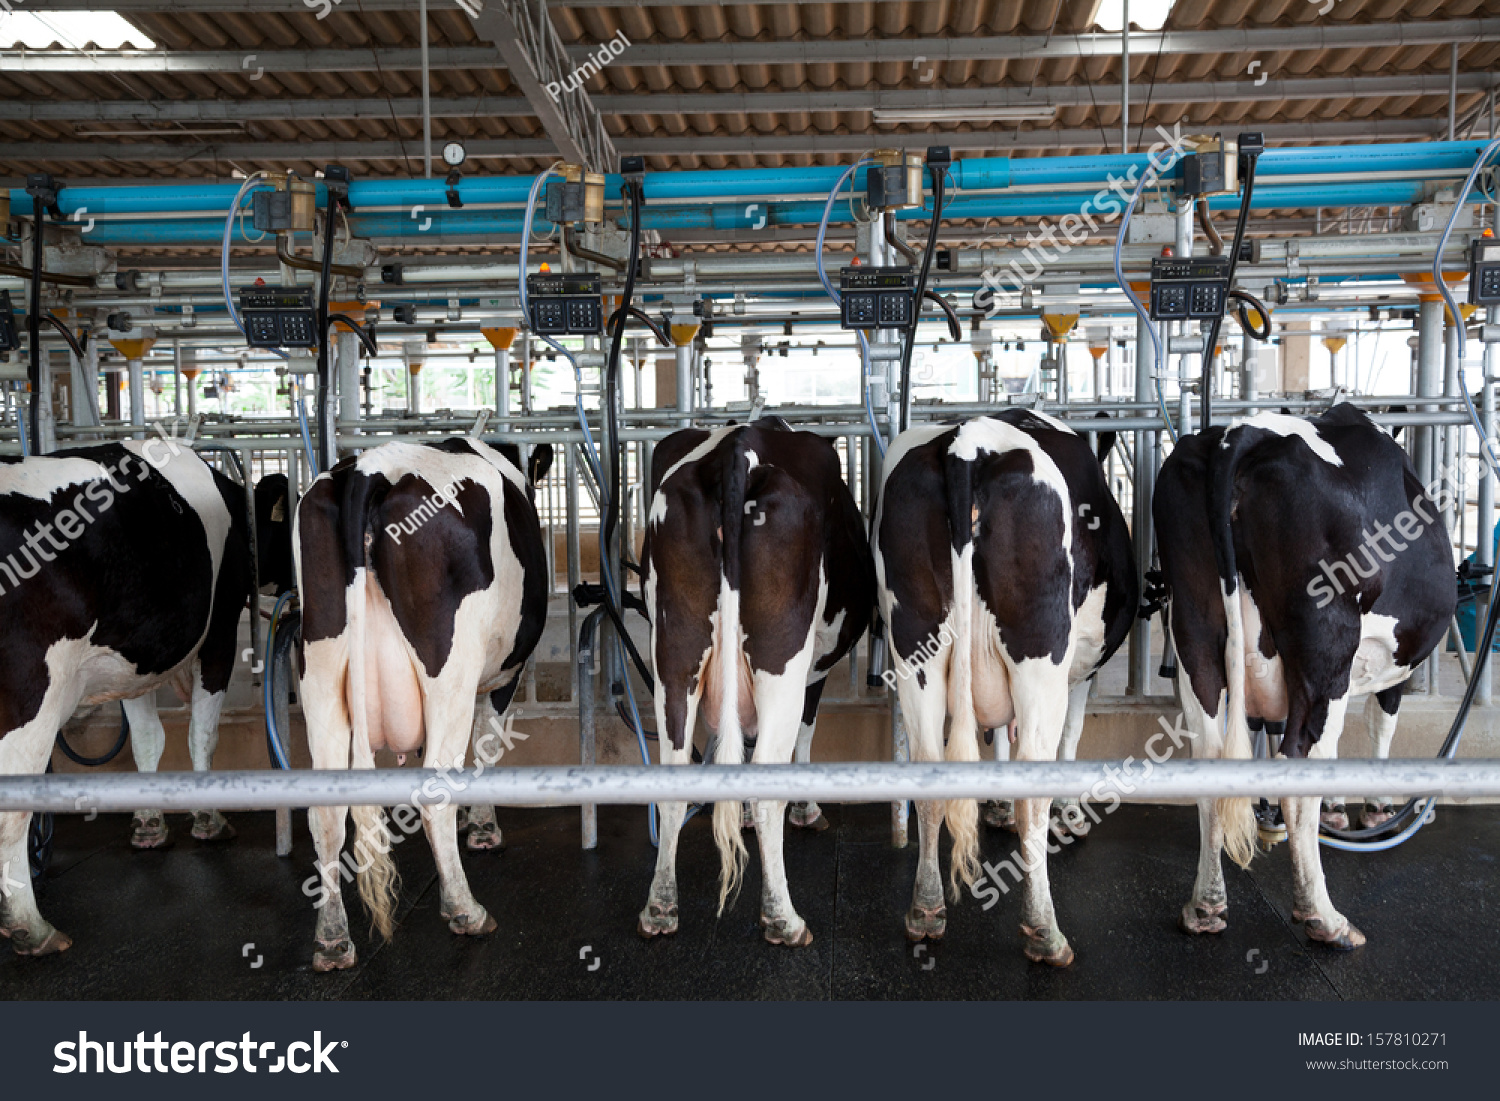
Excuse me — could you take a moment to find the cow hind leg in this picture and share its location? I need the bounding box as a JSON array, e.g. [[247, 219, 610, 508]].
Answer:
[[1179, 687, 1231, 935], [422, 687, 494, 937], [1285, 696, 1365, 950], [984, 723, 1016, 832], [303, 641, 358, 971], [461, 689, 510, 851], [1050, 679, 1093, 839], [787, 678, 828, 831], [639, 674, 700, 938], [752, 665, 818, 947], [1, 684, 80, 955], [1012, 663, 1074, 966], [1361, 686, 1404, 829], [898, 661, 951, 941], [124, 695, 172, 849], [186, 666, 235, 842]]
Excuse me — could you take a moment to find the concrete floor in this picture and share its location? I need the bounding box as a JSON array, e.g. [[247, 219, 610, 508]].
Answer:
[[5, 801, 1497, 1000]]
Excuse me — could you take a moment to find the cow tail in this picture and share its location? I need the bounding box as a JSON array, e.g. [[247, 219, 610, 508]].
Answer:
[[711, 431, 751, 914], [1208, 425, 1257, 869], [343, 475, 400, 940], [942, 449, 981, 899]]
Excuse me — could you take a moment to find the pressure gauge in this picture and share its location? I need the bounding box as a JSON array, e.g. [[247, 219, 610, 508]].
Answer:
[[442, 141, 467, 168]]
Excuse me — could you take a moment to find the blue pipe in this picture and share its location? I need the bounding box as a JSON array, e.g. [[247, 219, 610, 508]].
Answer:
[[12, 140, 1492, 217], [78, 178, 1480, 246]]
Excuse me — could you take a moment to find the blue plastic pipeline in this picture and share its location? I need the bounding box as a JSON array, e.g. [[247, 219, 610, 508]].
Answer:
[[77, 179, 1480, 246], [14, 141, 1493, 218]]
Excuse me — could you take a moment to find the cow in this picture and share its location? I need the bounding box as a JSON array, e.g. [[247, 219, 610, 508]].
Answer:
[[254, 471, 296, 596], [872, 410, 1137, 965], [1153, 404, 1453, 950], [638, 418, 874, 947], [0, 439, 251, 956], [293, 436, 551, 971]]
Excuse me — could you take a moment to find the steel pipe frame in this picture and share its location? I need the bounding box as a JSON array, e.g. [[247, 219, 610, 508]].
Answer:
[[3, 759, 1497, 813]]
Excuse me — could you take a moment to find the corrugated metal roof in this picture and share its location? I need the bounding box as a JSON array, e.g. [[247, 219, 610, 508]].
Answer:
[[3, 0, 1496, 181]]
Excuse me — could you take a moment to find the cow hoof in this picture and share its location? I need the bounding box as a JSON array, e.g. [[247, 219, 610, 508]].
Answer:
[[6, 923, 72, 957], [1179, 901, 1228, 935], [904, 903, 947, 942], [983, 800, 1017, 832], [130, 814, 171, 850], [191, 812, 236, 842], [1361, 802, 1397, 830], [637, 902, 679, 938], [788, 803, 829, 831], [312, 938, 357, 972], [454, 806, 473, 832], [1051, 799, 1092, 839], [1021, 924, 1074, 967], [465, 822, 504, 851], [762, 917, 813, 947], [1319, 803, 1349, 832], [446, 908, 497, 937], [1301, 915, 1366, 951]]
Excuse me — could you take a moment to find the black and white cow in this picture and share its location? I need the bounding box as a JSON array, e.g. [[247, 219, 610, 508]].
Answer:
[[294, 437, 551, 971], [873, 410, 1137, 965], [0, 440, 251, 956], [638, 418, 874, 946], [1154, 404, 1453, 949]]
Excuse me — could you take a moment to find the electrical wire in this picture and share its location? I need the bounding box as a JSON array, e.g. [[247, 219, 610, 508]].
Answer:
[[899, 164, 948, 434]]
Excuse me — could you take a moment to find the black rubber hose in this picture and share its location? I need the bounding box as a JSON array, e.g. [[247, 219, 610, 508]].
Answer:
[[1321, 576, 1500, 843], [27, 213, 43, 456], [328, 313, 379, 357], [604, 305, 671, 348], [27, 314, 86, 361], [600, 180, 656, 694], [1229, 288, 1273, 341], [921, 289, 962, 341], [1198, 152, 1259, 433], [898, 166, 948, 434], [56, 701, 130, 767]]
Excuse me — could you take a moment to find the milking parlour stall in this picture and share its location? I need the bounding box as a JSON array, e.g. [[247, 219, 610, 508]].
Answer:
[[3, 0, 1500, 1092]]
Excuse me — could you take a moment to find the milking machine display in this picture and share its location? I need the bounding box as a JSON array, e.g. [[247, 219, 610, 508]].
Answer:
[[5, 5, 1500, 1036]]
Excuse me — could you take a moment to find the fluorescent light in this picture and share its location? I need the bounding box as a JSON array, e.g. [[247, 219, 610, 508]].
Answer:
[[0, 11, 156, 49], [1094, 0, 1177, 33], [872, 106, 1057, 124]]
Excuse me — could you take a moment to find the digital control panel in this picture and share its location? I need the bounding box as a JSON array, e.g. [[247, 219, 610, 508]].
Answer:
[[839, 265, 914, 331], [1149, 255, 1231, 321], [525, 273, 603, 335], [238, 285, 318, 349], [1470, 240, 1500, 306], [0, 291, 18, 353]]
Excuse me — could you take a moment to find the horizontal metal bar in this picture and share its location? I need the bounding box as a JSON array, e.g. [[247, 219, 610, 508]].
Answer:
[[3, 760, 1496, 813], [5, 74, 1493, 115], [0, 124, 1468, 170]]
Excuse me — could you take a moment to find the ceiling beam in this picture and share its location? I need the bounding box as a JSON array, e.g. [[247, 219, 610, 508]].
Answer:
[[5, 73, 1493, 123], [5, 18, 1495, 74], [0, 119, 1451, 167], [466, 0, 615, 170]]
